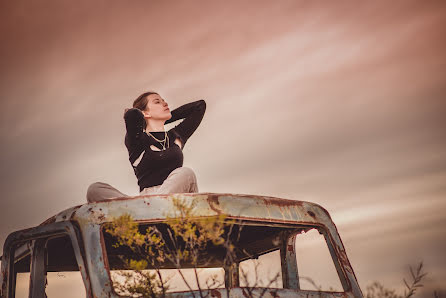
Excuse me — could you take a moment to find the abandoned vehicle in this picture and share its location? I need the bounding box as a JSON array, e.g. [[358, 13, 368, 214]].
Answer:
[[1, 193, 363, 297]]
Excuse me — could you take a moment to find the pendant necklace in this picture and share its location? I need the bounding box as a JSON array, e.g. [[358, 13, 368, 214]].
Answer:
[[146, 131, 170, 150]]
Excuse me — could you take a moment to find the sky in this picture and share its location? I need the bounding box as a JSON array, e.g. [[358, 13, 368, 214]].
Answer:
[[1, 0, 446, 297]]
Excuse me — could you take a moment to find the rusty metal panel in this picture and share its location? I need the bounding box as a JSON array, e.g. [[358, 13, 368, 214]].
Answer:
[[80, 224, 117, 298], [280, 232, 299, 290], [70, 193, 333, 226]]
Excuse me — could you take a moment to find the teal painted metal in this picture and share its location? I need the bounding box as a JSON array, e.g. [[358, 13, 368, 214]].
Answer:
[[280, 232, 299, 289], [1, 193, 363, 297]]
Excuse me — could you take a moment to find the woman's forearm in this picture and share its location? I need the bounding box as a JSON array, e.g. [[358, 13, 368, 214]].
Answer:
[[165, 99, 206, 124], [167, 99, 206, 147], [124, 108, 145, 144]]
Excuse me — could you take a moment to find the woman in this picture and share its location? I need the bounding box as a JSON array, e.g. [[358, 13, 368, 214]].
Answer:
[[86, 91, 206, 202]]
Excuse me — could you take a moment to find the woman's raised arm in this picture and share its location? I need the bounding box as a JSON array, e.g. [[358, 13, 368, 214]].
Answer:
[[166, 99, 206, 148], [124, 108, 146, 147]]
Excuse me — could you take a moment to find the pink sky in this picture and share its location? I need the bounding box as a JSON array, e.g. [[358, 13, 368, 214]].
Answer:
[[1, 1, 446, 296]]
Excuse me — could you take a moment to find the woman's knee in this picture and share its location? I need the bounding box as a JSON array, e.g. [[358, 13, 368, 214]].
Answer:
[[87, 182, 101, 203], [86, 181, 128, 203], [87, 182, 103, 195], [167, 167, 197, 188], [178, 167, 197, 182]]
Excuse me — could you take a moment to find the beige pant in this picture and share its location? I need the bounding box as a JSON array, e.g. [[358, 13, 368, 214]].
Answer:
[[86, 167, 198, 203]]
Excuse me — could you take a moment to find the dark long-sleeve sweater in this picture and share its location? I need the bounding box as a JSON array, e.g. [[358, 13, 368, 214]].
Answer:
[[124, 99, 206, 191]]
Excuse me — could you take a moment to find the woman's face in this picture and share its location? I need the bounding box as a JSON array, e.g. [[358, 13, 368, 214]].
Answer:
[[144, 93, 172, 121]]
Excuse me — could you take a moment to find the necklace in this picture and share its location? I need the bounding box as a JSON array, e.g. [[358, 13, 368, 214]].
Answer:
[[146, 131, 170, 150]]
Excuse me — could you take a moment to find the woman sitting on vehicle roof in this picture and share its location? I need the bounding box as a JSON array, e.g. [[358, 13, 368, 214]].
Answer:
[[86, 91, 206, 203]]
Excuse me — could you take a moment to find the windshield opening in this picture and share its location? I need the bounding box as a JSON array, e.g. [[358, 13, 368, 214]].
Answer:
[[101, 219, 343, 296]]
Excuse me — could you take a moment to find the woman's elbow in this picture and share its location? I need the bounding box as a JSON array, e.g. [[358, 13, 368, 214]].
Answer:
[[198, 99, 206, 112]]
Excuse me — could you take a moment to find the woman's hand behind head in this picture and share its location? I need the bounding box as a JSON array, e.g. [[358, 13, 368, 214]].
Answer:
[[123, 108, 144, 122], [123, 108, 130, 119]]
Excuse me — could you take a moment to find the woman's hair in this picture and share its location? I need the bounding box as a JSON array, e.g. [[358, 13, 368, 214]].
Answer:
[[133, 91, 158, 111]]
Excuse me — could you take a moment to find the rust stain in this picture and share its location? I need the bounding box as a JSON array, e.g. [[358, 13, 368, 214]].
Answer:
[[207, 194, 222, 214], [287, 244, 294, 252], [92, 195, 160, 203], [262, 197, 304, 207], [337, 248, 353, 274], [70, 209, 77, 220], [307, 211, 316, 218], [242, 289, 250, 298], [99, 228, 111, 274], [210, 289, 222, 298]]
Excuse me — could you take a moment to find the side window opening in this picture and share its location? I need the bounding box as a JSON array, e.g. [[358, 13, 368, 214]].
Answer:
[[295, 228, 344, 291], [104, 222, 227, 295], [12, 235, 86, 298], [4, 227, 86, 298], [103, 222, 293, 295], [111, 268, 225, 293], [103, 221, 346, 295], [239, 249, 283, 288], [45, 235, 85, 297], [14, 245, 31, 298]]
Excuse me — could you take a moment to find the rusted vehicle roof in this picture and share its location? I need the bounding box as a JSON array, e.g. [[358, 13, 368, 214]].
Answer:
[[43, 193, 334, 225], [2, 193, 363, 297]]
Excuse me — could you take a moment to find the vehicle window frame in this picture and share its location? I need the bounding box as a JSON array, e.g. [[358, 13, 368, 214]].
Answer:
[[1, 221, 89, 298], [100, 219, 351, 295]]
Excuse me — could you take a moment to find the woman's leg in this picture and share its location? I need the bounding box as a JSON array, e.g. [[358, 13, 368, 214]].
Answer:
[[86, 182, 129, 203], [140, 184, 162, 196], [156, 167, 198, 194]]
